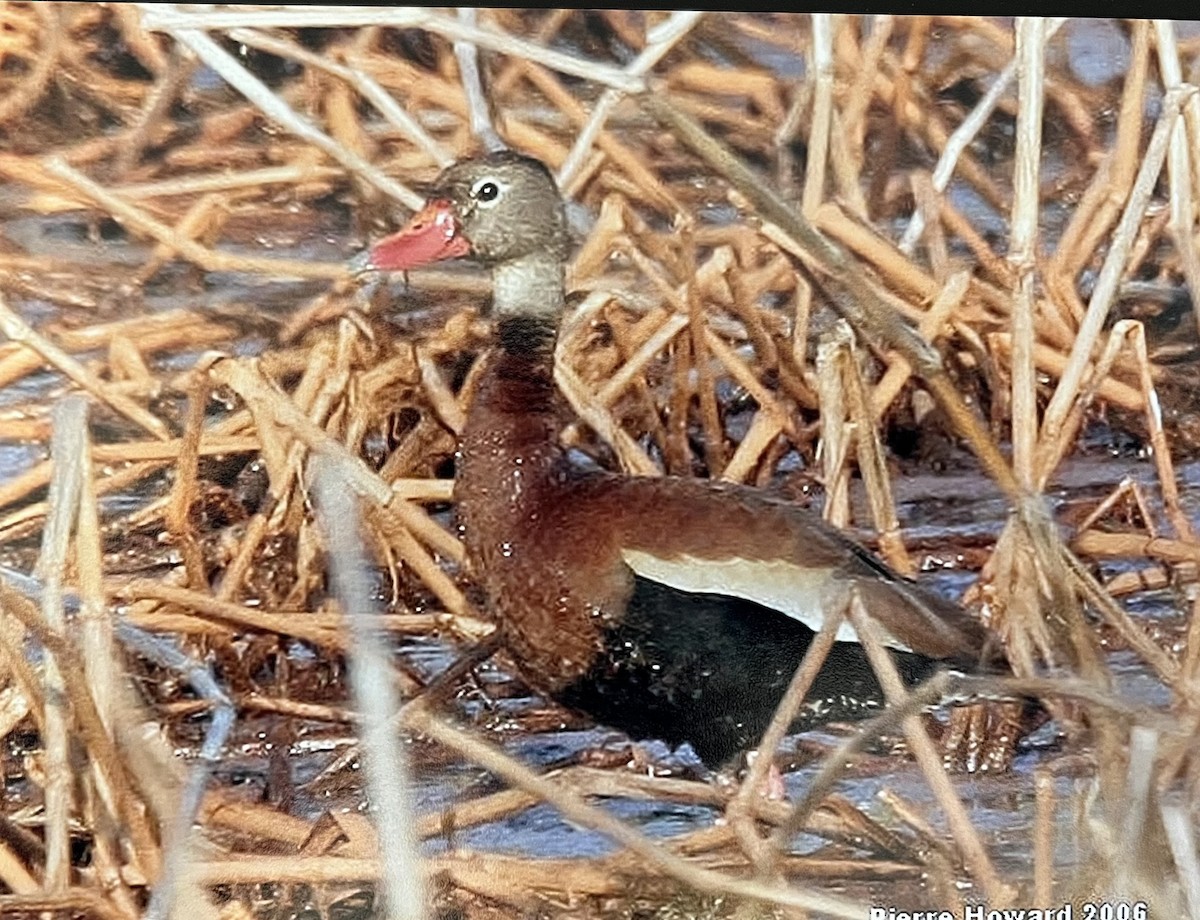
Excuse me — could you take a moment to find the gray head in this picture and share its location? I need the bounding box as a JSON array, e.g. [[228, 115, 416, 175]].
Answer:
[[359, 151, 570, 273], [432, 151, 570, 266]]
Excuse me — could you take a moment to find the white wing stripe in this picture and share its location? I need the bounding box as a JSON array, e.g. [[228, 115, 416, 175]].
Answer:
[[619, 549, 914, 653]]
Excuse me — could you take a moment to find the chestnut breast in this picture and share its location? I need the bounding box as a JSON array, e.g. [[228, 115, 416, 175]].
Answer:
[[454, 359, 635, 689]]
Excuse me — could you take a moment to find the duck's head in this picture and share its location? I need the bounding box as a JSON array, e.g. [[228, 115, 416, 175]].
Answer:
[[356, 151, 570, 274]]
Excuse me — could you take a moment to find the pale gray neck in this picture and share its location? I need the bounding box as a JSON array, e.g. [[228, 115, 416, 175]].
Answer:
[[491, 253, 565, 321]]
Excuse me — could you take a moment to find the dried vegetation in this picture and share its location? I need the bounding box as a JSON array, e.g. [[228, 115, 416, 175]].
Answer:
[[0, 7, 1198, 920]]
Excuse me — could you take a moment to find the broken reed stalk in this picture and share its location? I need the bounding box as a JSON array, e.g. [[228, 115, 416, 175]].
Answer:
[[0, 430, 257, 523], [416, 345, 467, 433], [0, 3, 62, 126], [522, 64, 680, 213], [839, 15, 891, 181], [763, 671, 952, 871], [0, 840, 37, 896], [555, 361, 661, 477], [816, 328, 852, 527], [1161, 798, 1200, 917], [112, 49, 197, 177], [1033, 766, 1056, 905], [2, 577, 162, 883], [0, 890, 130, 920], [1113, 726, 1158, 897], [640, 92, 1023, 502], [897, 18, 1065, 255], [36, 397, 89, 892], [0, 310, 236, 389], [72, 401, 140, 918], [801, 13, 834, 218], [305, 631, 502, 786], [113, 580, 346, 650], [1073, 477, 1158, 541], [1155, 23, 1200, 354], [165, 374, 211, 592], [1009, 17, 1046, 492], [1030, 319, 1151, 486], [125, 625, 233, 920], [206, 354, 470, 616], [165, 25, 421, 209], [1045, 20, 1150, 325], [870, 269, 970, 419], [683, 230, 726, 475], [312, 456, 426, 920], [837, 328, 913, 575], [40, 157, 347, 280], [557, 10, 704, 190], [1035, 85, 1189, 483], [454, 8, 505, 154], [726, 603, 845, 870], [845, 597, 1010, 905], [0, 293, 170, 440], [228, 27, 450, 166], [139, 5, 645, 93], [0, 459, 166, 544], [1119, 323, 1193, 541]]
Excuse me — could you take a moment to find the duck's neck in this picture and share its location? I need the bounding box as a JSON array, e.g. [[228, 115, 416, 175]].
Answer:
[[470, 251, 565, 419], [458, 255, 566, 498], [492, 253, 565, 326]]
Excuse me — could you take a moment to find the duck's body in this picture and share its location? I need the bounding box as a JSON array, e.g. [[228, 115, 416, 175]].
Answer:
[[358, 151, 1001, 768], [456, 322, 989, 764]]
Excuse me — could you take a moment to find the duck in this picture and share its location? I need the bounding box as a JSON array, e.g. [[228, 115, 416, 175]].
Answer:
[[353, 150, 1003, 769]]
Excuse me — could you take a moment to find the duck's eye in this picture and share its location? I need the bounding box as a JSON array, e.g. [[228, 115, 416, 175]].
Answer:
[[473, 180, 501, 204]]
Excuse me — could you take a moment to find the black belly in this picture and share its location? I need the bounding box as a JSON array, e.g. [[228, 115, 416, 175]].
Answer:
[[556, 575, 944, 768]]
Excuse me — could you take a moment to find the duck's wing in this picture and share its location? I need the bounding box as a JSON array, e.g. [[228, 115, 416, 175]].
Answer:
[[566, 473, 993, 669]]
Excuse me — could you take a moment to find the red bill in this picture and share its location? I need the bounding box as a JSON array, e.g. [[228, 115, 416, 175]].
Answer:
[[362, 200, 470, 271]]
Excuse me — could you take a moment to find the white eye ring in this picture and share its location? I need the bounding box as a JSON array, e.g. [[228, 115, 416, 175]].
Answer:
[[471, 177, 506, 207]]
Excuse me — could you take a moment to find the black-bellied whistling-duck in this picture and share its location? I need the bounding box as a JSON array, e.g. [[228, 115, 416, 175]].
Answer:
[[355, 151, 1001, 768]]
